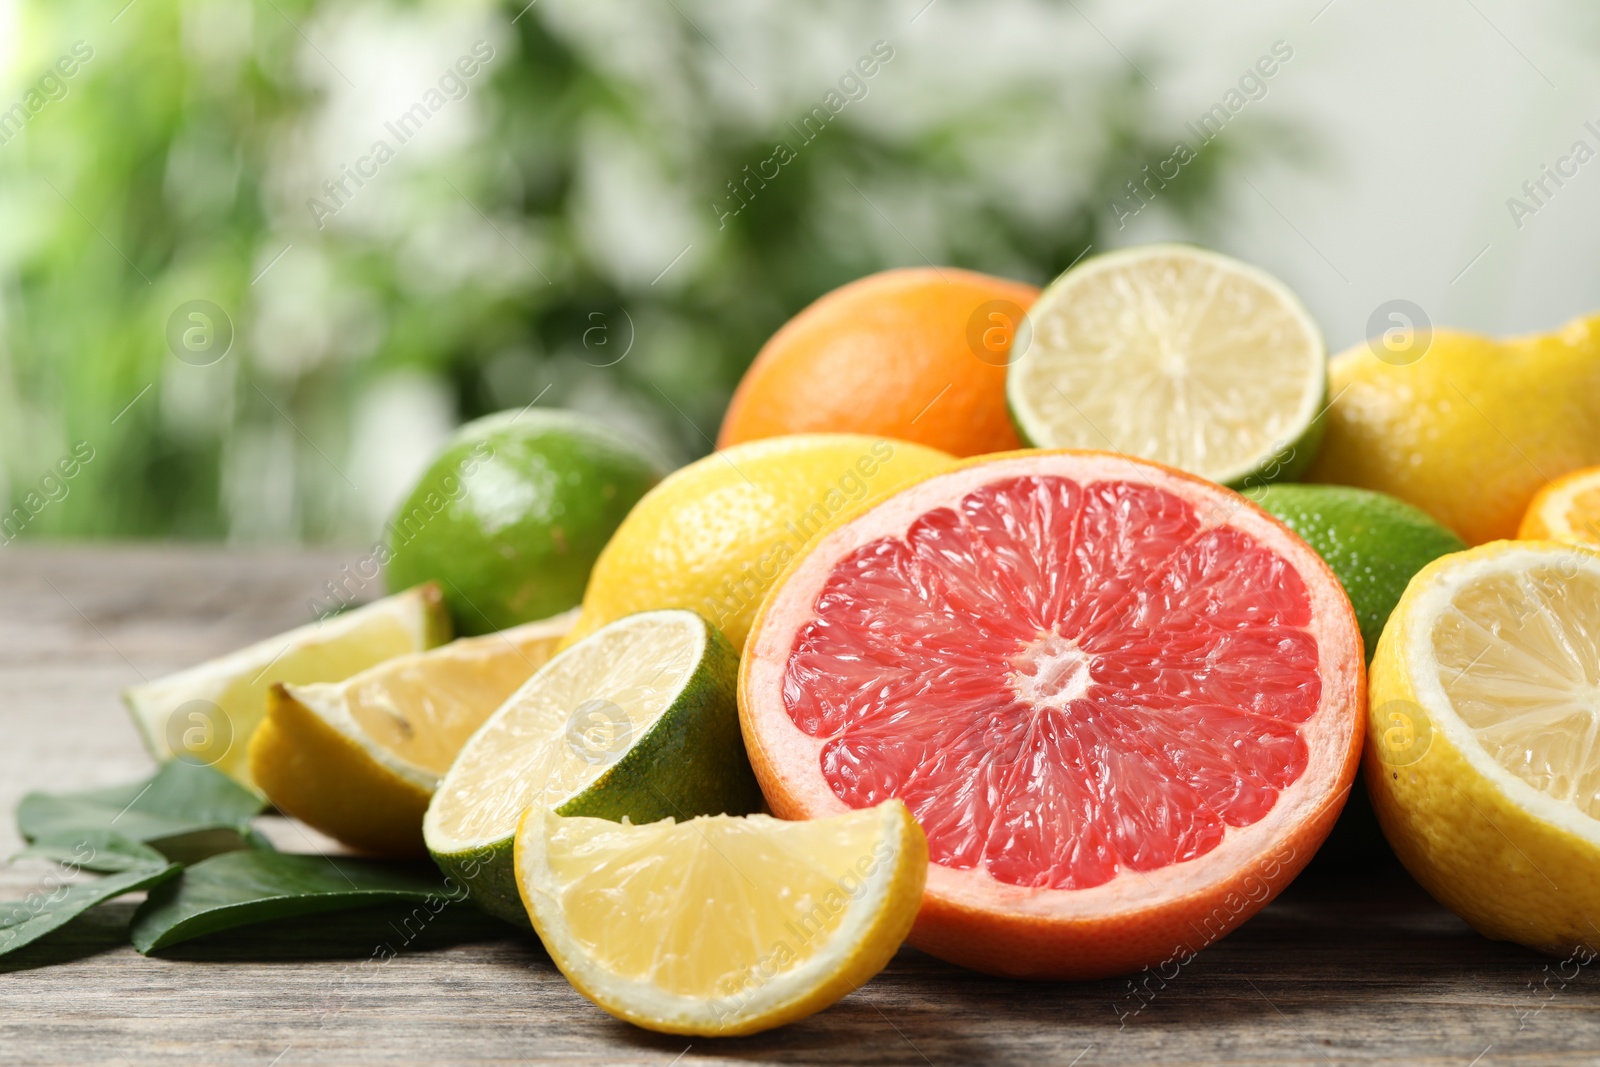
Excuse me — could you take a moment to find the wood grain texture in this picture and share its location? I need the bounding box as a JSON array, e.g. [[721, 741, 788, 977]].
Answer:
[[3, 546, 1599, 1066]]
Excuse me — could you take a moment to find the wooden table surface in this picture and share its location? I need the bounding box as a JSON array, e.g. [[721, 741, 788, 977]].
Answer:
[[3, 546, 1598, 1066]]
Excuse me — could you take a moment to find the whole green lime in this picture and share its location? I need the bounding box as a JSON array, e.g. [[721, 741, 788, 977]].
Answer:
[[385, 410, 663, 635], [1248, 483, 1465, 662]]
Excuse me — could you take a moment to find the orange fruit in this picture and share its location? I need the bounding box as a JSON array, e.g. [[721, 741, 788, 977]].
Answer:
[[739, 450, 1365, 979], [717, 268, 1038, 458], [1518, 464, 1600, 547]]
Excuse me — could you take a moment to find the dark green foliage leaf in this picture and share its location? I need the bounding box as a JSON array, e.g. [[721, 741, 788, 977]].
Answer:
[[17, 762, 266, 862], [9, 829, 168, 873], [130, 851, 464, 954], [0, 864, 181, 958]]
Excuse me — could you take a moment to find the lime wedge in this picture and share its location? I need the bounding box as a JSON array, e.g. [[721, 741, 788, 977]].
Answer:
[[125, 584, 451, 790], [423, 609, 763, 924], [1007, 244, 1327, 487]]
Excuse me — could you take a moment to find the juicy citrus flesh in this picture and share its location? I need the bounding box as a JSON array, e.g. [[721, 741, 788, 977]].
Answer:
[[742, 451, 1364, 978], [515, 801, 927, 1036], [1367, 541, 1600, 955], [1520, 465, 1600, 547], [126, 584, 449, 788], [1009, 245, 1325, 485], [718, 267, 1037, 458], [426, 612, 704, 850], [329, 612, 577, 777], [1429, 555, 1600, 815], [567, 434, 954, 650], [783, 473, 1321, 889]]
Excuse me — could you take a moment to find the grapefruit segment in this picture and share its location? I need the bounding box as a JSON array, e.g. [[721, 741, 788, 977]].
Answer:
[[740, 450, 1364, 979]]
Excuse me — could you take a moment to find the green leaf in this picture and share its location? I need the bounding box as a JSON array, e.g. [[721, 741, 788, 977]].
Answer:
[[9, 829, 169, 873], [0, 864, 181, 958], [17, 762, 266, 861], [130, 851, 463, 954]]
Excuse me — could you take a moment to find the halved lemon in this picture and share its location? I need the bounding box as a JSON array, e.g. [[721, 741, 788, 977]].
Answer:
[[423, 610, 764, 924], [126, 584, 451, 789], [1007, 244, 1327, 487], [1368, 539, 1600, 954], [515, 800, 927, 1036], [248, 609, 578, 856], [1519, 465, 1600, 548]]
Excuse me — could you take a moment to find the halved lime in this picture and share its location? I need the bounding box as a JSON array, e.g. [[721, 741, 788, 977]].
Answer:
[[1007, 244, 1327, 487], [423, 609, 763, 924]]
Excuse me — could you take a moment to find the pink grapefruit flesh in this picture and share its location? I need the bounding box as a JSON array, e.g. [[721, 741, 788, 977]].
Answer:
[[740, 450, 1364, 979]]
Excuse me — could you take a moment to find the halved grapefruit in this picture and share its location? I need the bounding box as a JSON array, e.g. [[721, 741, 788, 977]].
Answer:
[[739, 450, 1365, 979]]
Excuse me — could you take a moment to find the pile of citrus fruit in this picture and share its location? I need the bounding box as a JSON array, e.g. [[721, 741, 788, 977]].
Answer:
[[122, 244, 1600, 1035]]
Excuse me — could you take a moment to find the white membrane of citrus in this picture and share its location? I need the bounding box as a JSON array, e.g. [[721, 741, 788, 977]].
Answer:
[[287, 610, 576, 785], [1010, 245, 1323, 483], [425, 611, 704, 850], [126, 586, 438, 784], [518, 804, 903, 1021], [1428, 554, 1600, 817]]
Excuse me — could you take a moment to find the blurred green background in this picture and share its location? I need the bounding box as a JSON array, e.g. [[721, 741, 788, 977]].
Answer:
[[4, 0, 1591, 546], [0, 0, 1271, 544]]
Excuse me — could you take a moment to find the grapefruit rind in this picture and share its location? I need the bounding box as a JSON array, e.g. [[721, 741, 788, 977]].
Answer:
[[740, 449, 1365, 978]]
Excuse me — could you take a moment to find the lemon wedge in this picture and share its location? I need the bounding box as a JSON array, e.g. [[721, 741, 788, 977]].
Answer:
[[126, 583, 450, 789], [249, 609, 576, 855], [515, 800, 927, 1035]]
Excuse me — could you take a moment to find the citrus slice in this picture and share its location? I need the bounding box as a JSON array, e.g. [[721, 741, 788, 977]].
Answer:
[[248, 609, 578, 856], [1007, 244, 1327, 487], [126, 584, 451, 790], [1367, 540, 1600, 954], [514, 800, 927, 1036], [424, 610, 764, 924], [741, 450, 1365, 978], [1519, 465, 1600, 548]]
